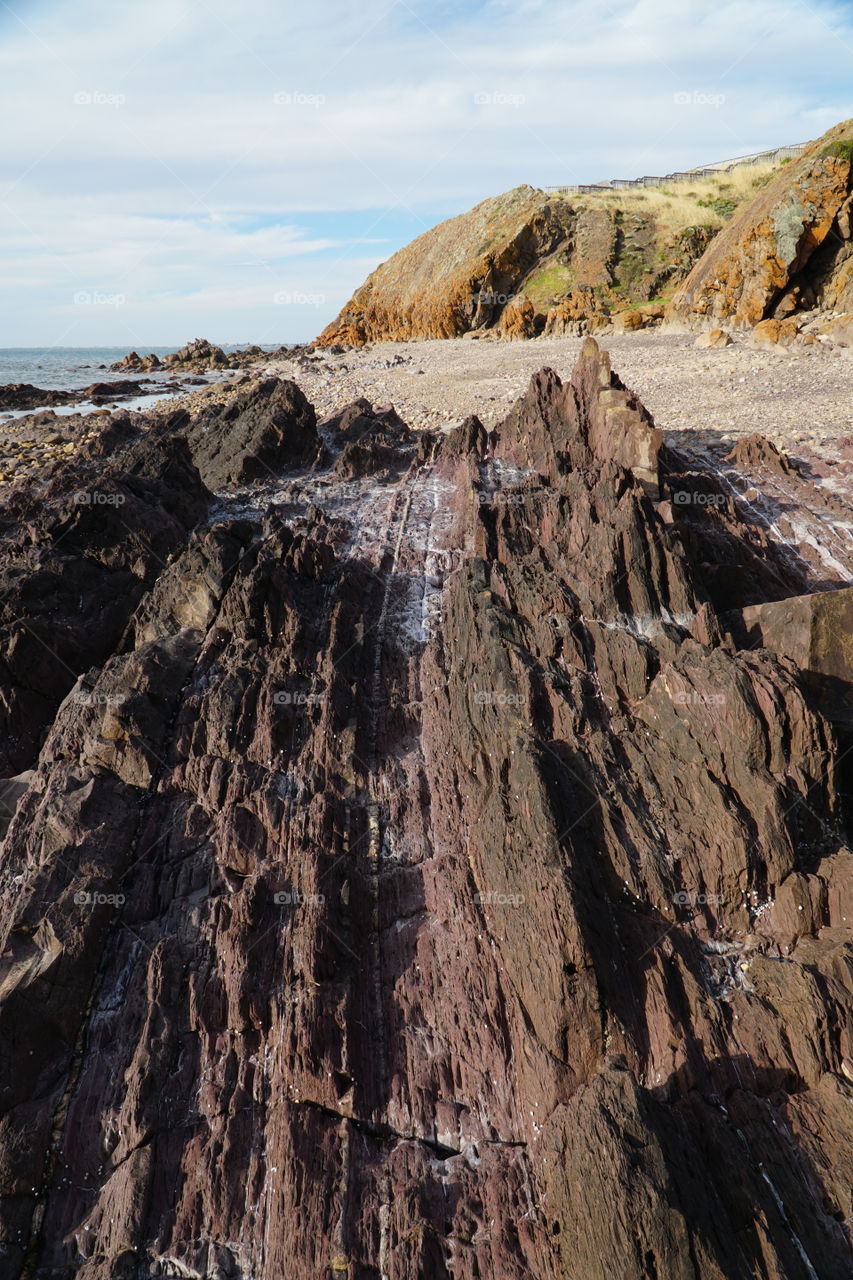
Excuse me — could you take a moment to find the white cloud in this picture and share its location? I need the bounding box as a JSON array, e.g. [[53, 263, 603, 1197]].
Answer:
[[0, 0, 851, 343]]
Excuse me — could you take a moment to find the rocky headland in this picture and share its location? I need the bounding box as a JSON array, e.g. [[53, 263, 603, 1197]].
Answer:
[[318, 119, 853, 353]]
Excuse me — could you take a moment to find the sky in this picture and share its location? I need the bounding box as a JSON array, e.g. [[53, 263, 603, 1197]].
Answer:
[[0, 0, 852, 347]]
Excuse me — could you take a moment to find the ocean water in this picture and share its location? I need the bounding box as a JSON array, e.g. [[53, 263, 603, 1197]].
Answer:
[[0, 348, 177, 391], [0, 346, 269, 392]]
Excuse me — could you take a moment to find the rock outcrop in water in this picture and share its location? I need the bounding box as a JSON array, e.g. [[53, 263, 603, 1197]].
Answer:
[[0, 345, 852, 1277]]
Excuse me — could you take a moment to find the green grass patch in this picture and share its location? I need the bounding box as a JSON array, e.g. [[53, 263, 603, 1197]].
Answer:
[[821, 139, 853, 163], [522, 261, 576, 304]]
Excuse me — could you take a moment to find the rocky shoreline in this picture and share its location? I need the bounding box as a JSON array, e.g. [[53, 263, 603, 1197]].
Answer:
[[0, 338, 852, 1274]]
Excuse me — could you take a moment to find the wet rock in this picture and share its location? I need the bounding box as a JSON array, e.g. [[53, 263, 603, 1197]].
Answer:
[[0, 384, 76, 410]]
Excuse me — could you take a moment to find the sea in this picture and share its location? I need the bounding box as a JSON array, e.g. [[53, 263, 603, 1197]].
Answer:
[[0, 346, 287, 417], [0, 348, 177, 390]]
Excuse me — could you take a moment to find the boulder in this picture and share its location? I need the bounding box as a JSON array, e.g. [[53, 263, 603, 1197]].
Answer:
[[723, 586, 853, 725], [180, 376, 325, 488], [0, 384, 76, 411], [694, 328, 733, 348], [611, 309, 645, 332], [748, 317, 801, 347], [162, 337, 230, 371], [816, 313, 853, 345]]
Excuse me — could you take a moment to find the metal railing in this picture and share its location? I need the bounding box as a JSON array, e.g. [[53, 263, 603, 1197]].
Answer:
[[544, 142, 810, 196]]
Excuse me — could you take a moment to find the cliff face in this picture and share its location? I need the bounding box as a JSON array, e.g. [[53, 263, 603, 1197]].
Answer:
[[319, 121, 853, 349], [667, 120, 853, 330], [1, 347, 853, 1277], [318, 187, 714, 346]]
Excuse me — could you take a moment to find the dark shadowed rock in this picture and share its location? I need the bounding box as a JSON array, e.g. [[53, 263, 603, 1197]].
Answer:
[[0, 384, 77, 410], [179, 376, 325, 488], [0, 340, 851, 1277]]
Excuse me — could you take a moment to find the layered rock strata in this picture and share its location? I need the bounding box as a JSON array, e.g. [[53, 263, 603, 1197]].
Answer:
[[0, 345, 851, 1277]]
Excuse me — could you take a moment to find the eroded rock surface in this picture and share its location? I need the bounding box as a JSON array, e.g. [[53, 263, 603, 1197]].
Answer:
[[0, 342, 851, 1278], [318, 188, 717, 347], [668, 120, 853, 331]]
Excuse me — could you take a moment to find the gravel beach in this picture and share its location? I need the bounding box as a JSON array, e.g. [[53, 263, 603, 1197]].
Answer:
[[258, 330, 853, 458], [2, 330, 852, 487]]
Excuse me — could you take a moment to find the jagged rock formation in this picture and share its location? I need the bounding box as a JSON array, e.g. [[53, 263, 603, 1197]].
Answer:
[[167, 377, 326, 489], [0, 344, 852, 1277], [112, 339, 230, 374], [317, 187, 717, 346], [111, 342, 301, 376], [667, 119, 853, 331]]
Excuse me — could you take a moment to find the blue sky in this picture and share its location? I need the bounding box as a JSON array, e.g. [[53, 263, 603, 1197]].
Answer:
[[1, 0, 852, 346]]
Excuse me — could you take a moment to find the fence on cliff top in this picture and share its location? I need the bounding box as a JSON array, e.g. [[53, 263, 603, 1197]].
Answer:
[[544, 142, 809, 197]]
